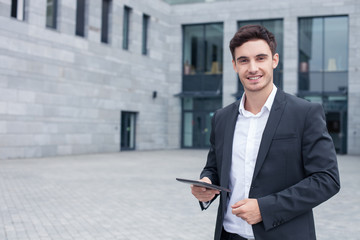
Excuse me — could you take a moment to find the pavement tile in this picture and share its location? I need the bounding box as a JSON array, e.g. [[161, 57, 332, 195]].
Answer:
[[0, 150, 359, 239]]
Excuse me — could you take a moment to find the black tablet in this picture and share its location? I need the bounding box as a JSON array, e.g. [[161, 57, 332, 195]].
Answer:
[[176, 178, 231, 192]]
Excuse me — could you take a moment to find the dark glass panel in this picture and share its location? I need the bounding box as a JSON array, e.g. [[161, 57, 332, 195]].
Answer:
[[75, 0, 86, 37], [11, 0, 18, 18], [323, 72, 348, 92], [46, 0, 57, 29], [142, 14, 150, 55], [324, 17, 348, 72], [205, 24, 223, 74], [183, 25, 204, 74], [101, 0, 111, 43], [123, 6, 131, 50]]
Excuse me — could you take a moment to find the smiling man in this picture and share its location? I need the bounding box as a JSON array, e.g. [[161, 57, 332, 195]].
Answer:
[[191, 25, 340, 240]]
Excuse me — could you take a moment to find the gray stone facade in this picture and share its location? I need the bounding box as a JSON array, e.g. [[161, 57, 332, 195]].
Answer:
[[0, 0, 181, 159], [0, 0, 359, 159]]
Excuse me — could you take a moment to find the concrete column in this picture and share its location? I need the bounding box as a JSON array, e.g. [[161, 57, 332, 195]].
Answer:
[[27, 0, 47, 27], [282, 16, 298, 95], [87, 0, 101, 43], [222, 19, 238, 107], [0, 0, 10, 18], [58, 0, 76, 35], [347, 11, 360, 155]]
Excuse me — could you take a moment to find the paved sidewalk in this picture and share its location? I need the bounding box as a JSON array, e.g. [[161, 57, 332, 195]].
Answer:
[[0, 150, 359, 240]]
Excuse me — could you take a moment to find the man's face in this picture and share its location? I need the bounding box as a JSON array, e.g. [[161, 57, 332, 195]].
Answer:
[[232, 39, 279, 94]]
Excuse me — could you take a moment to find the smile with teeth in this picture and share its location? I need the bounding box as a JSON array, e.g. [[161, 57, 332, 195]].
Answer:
[[248, 76, 262, 80]]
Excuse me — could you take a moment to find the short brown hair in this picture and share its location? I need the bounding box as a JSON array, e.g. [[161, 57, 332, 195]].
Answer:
[[229, 25, 277, 60]]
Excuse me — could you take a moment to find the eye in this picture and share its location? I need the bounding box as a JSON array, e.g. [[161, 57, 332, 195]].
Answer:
[[238, 59, 248, 64], [256, 55, 268, 61]]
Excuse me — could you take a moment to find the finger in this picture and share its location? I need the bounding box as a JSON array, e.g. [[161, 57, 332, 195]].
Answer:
[[191, 185, 207, 192], [232, 200, 246, 208]]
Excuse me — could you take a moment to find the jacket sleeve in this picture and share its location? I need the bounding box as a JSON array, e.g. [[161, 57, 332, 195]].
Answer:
[[198, 111, 220, 210], [257, 103, 340, 231]]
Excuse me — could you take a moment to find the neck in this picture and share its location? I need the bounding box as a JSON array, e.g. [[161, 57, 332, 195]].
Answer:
[[244, 84, 273, 114]]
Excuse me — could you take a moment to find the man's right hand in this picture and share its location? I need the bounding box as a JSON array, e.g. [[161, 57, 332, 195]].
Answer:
[[191, 177, 220, 202]]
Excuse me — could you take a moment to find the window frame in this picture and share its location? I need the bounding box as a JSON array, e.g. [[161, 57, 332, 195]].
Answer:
[[142, 14, 150, 55], [75, 0, 86, 37], [101, 0, 111, 44], [297, 15, 349, 96], [46, 0, 58, 29], [122, 6, 132, 50]]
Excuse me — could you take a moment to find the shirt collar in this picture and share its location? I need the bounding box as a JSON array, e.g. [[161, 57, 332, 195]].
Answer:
[[239, 84, 278, 117]]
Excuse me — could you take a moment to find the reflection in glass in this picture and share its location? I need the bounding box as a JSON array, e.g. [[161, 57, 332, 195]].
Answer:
[[183, 23, 223, 75], [298, 16, 348, 154], [183, 98, 193, 110], [324, 17, 348, 72], [205, 24, 223, 74], [182, 98, 221, 148], [299, 18, 323, 72], [183, 25, 204, 74], [298, 16, 348, 93], [183, 112, 193, 147]]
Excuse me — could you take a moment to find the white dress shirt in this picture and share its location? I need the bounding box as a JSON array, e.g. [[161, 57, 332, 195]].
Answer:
[[223, 85, 277, 239]]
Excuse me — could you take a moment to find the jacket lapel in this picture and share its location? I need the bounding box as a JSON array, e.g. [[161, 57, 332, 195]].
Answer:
[[252, 89, 287, 182]]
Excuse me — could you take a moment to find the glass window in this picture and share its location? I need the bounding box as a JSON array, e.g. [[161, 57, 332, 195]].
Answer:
[[298, 16, 348, 93], [101, 0, 111, 43], [205, 24, 223, 74], [142, 14, 150, 55], [238, 19, 284, 90], [11, 0, 25, 21], [183, 98, 193, 110], [75, 0, 86, 37], [183, 112, 193, 147], [324, 17, 348, 72], [46, 0, 57, 29], [183, 25, 204, 74], [123, 6, 131, 50], [183, 23, 223, 75]]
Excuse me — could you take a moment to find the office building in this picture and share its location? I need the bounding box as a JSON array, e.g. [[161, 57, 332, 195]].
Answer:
[[0, 0, 359, 159]]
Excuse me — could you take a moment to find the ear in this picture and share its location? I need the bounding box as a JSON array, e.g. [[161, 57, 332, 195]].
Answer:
[[272, 53, 279, 69]]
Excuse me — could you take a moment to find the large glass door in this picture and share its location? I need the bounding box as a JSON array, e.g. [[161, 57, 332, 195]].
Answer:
[[326, 111, 347, 154], [182, 97, 221, 148], [192, 112, 212, 148]]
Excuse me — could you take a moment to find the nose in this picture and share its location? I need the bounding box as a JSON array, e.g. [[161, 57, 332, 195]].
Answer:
[[248, 60, 259, 73]]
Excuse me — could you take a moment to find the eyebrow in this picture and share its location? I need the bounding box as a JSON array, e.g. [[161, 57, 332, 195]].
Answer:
[[236, 53, 269, 62]]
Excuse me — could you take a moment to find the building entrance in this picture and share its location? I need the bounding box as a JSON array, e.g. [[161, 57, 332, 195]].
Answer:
[[183, 111, 213, 148], [121, 111, 137, 150], [182, 97, 221, 148]]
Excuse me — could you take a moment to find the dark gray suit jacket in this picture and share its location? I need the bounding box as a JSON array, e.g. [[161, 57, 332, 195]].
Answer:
[[200, 89, 340, 240]]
